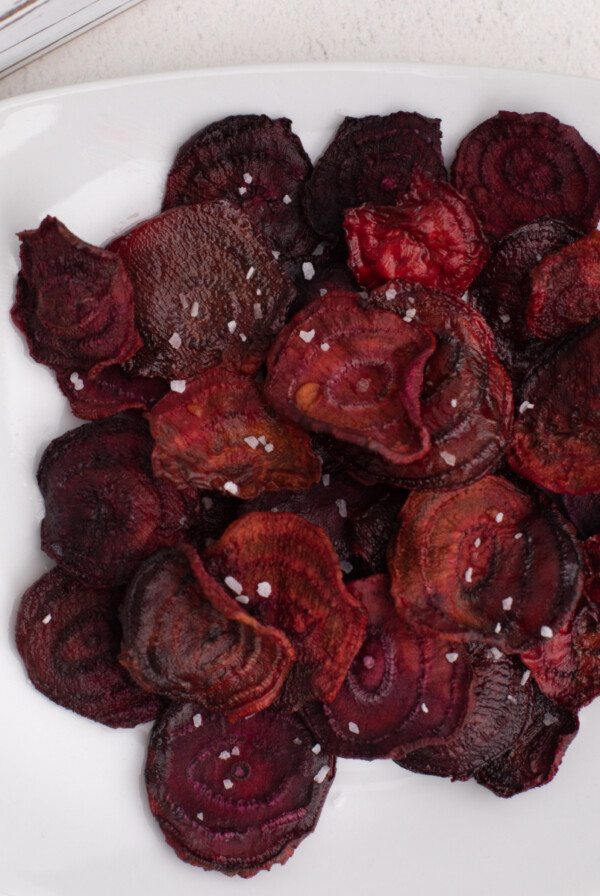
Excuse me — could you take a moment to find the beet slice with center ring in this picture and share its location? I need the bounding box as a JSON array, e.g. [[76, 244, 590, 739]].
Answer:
[[145, 703, 335, 877]]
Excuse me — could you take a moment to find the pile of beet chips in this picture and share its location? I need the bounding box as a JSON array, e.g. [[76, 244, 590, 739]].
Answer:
[[11, 106, 600, 877]]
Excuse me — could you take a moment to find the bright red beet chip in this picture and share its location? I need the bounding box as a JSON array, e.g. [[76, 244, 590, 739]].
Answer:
[[470, 217, 582, 386], [109, 201, 296, 379], [162, 114, 318, 261], [11, 216, 141, 378], [388, 475, 582, 652], [361, 283, 513, 488], [526, 229, 600, 340], [451, 111, 600, 240], [264, 290, 436, 468], [38, 415, 196, 587], [303, 111, 446, 242], [146, 369, 321, 499], [508, 321, 600, 494], [204, 512, 367, 709], [56, 364, 168, 420], [344, 174, 489, 296], [119, 543, 294, 719], [145, 704, 335, 877], [399, 642, 578, 797], [302, 575, 472, 759], [15, 567, 161, 727]]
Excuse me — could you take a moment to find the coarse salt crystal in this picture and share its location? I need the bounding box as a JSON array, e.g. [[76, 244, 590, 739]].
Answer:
[[283, 194, 292, 204], [70, 372, 84, 391], [312, 743, 322, 754], [272, 250, 280, 259], [225, 576, 243, 595], [253, 302, 263, 319], [385, 286, 397, 301], [42, 613, 52, 624], [232, 746, 240, 756], [543, 712, 559, 726], [507, 694, 517, 703], [421, 703, 429, 713], [348, 721, 360, 734], [238, 186, 247, 195], [202, 496, 213, 510], [440, 450, 456, 467], [257, 581, 272, 598], [302, 261, 316, 280], [403, 307, 417, 322], [495, 622, 502, 633], [322, 473, 330, 486], [514, 532, 523, 540], [223, 779, 234, 790], [500, 312, 511, 323], [340, 560, 354, 574], [256, 288, 262, 296], [264, 442, 274, 453], [240, 333, 247, 342], [495, 512, 504, 523], [490, 647, 503, 660], [190, 301, 199, 317], [320, 342, 330, 351], [170, 380, 186, 393], [450, 398, 458, 408], [258, 435, 267, 445], [521, 669, 531, 686], [243, 172, 253, 183], [293, 737, 302, 745], [224, 481, 239, 495], [244, 435, 259, 449], [236, 594, 250, 604], [193, 713, 203, 727], [169, 332, 182, 350], [299, 329, 316, 343], [474, 538, 481, 548], [519, 400, 535, 414], [464, 567, 473, 583], [314, 765, 330, 783], [196, 811, 204, 821], [227, 320, 237, 333], [540, 625, 553, 638], [246, 266, 255, 280], [219, 751, 231, 760], [445, 652, 459, 663], [319, 288, 328, 296], [336, 498, 348, 518], [502, 596, 513, 611]]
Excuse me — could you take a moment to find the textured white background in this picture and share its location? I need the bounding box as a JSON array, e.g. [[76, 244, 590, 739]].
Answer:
[[1, 0, 600, 99]]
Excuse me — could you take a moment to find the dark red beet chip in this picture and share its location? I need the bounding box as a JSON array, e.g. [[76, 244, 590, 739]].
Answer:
[[145, 703, 335, 877], [470, 217, 582, 386], [526, 229, 600, 340], [119, 544, 294, 719], [451, 111, 600, 240], [362, 283, 513, 489], [388, 475, 582, 652], [302, 575, 472, 759], [264, 290, 436, 467], [399, 642, 578, 797], [203, 512, 367, 709], [11, 216, 141, 378], [146, 369, 321, 499], [56, 364, 168, 420], [38, 415, 197, 587], [15, 567, 161, 727], [507, 321, 600, 494], [344, 174, 489, 296], [108, 201, 296, 379], [162, 114, 318, 261], [303, 111, 446, 242]]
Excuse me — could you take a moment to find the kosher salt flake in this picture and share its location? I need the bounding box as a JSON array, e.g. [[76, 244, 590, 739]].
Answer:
[[13, 101, 600, 879]]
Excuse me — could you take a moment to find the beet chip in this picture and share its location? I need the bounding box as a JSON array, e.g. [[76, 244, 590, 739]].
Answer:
[[362, 284, 513, 489], [400, 642, 578, 797], [388, 475, 582, 652], [119, 544, 294, 719], [470, 217, 582, 386], [303, 111, 446, 242], [526, 229, 600, 340], [11, 216, 141, 378], [145, 704, 335, 877], [451, 111, 600, 240], [204, 512, 367, 709], [146, 369, 321, 499], [264, 290, 436, 468], [56, 365, 168, 420], [162, 114, 318, 261], [15, 567, 161, 727], [38, 415, 196, 587], [344, 175, 489, 296], [507, 321, 600, 494], [109, 201, 296, 379], [302, 575, 472, 759]]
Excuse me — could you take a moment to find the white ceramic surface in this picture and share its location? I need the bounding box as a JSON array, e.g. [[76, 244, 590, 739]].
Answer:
[[1, 64, 599, 896]]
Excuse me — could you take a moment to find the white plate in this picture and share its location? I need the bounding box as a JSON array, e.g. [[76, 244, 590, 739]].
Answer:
[[1, 63, 600, 896]]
